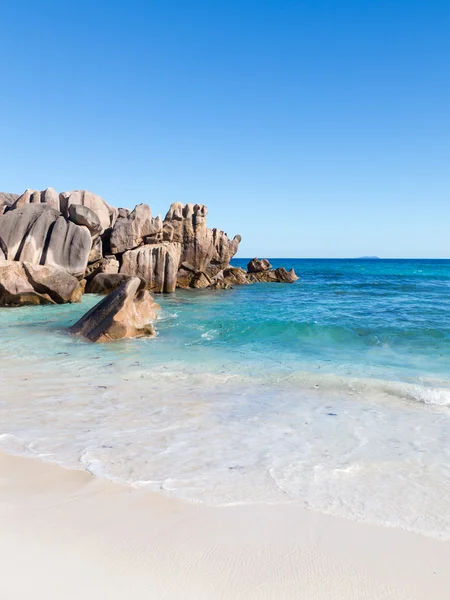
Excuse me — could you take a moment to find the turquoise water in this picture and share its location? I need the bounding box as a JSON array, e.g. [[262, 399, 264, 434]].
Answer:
[[1, 258, 450, 538]]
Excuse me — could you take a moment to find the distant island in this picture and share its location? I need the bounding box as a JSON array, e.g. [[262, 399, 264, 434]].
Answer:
[[356, 256, 381, 260]]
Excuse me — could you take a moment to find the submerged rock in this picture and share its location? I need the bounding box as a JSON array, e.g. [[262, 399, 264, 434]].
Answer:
[[0, 261, 83, 306], [70, 277, 159, 342]]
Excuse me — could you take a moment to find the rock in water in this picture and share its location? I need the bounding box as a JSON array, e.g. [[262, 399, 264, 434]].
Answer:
[[248, 268, 299, 283], [0, 204, 91, 277], [70, 277, 160, 342], [0, 261, 83, 306], [247, 257, 272, 273], [120, 242, 181, 293]]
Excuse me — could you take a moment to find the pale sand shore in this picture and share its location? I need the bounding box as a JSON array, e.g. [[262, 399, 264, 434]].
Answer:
[[1, 452, 449, 599]]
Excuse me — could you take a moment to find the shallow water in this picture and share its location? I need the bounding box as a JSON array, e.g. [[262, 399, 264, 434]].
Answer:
[[1, 258, 450, 539]]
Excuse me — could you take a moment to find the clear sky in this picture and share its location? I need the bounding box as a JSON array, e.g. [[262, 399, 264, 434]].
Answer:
[[1, 0, 449, 258]]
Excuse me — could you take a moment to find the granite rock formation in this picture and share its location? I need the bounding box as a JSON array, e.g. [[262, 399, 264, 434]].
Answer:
[[8, 188, 60, 212], [0, 193, 19, 215], [120, 242, 181, 293], [70, 277, 159, 342], [60, 190, 117, 233], [247, 257, 272, 273], [110, 204, 162, 254], [164, 202, 241, 277], [0, 260, 83, 306], [0, 204, 91, 277], [0, 187, 297, 297], [247, 267, 299, 284]]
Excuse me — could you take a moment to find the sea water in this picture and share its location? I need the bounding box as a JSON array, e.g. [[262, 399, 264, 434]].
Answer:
[[1, 258, 450, 539]]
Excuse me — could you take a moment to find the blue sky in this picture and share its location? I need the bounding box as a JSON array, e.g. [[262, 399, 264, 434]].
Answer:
[[1, 0, 449, 258]]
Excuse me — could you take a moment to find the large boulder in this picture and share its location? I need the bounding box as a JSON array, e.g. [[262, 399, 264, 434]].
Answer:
[[0, 204, 91, 277], [0, 261, 83, 306], [247, 257, 272, 273], [60, 190, 117, 233], [120, 242, 182, 293], [110, 204, 162, 254], [70, 277, 159, 342], [163, 203, 241, 278], [68, 204, 102, 237], [8, 188, 60, 212]]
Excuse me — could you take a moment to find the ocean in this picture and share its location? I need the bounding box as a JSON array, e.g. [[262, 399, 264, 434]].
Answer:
[[1, 258, 450, 539]]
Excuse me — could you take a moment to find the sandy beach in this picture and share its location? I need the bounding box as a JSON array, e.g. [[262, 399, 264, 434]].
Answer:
[[1, 451, 449, 600]]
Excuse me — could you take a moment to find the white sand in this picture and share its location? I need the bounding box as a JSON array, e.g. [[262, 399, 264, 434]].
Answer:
[[0, 452, 449, 599]]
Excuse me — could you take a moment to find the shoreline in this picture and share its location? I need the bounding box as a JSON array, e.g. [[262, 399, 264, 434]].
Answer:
[[1, 451, 449, 599]]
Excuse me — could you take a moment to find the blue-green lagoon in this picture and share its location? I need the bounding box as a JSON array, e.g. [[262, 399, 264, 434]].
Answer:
[[1, 259, 450, 539]]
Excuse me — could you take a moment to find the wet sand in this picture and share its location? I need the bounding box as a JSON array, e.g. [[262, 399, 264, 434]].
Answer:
[[1, 451, 449, 599]]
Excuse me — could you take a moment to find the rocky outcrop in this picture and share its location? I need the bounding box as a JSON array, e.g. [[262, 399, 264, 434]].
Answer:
[[60, 190, 117, 233], [0, 261, 83, 306], [120, 242, 181, 293], [8, 188, 60, 212], [110, 204, 162, 254], [70, 277, 159, 342], [0, 187, 298, 295], [0, 204, 91, 277], [163, 203, 241, 278], [247, 267, 299, 283], [247, 257, 272, 273]]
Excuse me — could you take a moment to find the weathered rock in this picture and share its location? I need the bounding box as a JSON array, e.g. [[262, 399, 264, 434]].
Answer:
[[190, 271, 212, 289], [176, 262, 197, 289], [0, 204, 91, 277], [85, 255, 120, 281], [60, 190, 117, 233], [9, 188, 60, 212], [70, 277, 159, 342], [110, 204, 162, 254], [68, 204, 102, 236], [117, 208, 130, 219], [221, 267, 250, 286], [0, 236, 7, 260], [248, 268, 299, 283], [88, 237, 103, 264], [120, 242, 182, 293], [164, 203, 241, 277], [86, 273, 135, 294], [0, 193, 19, 214], [0, 261, 83, 306], [247, 257, 272, 273]]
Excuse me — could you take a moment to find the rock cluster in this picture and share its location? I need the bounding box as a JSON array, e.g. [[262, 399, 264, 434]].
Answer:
[[0, 188, 298, 313]]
